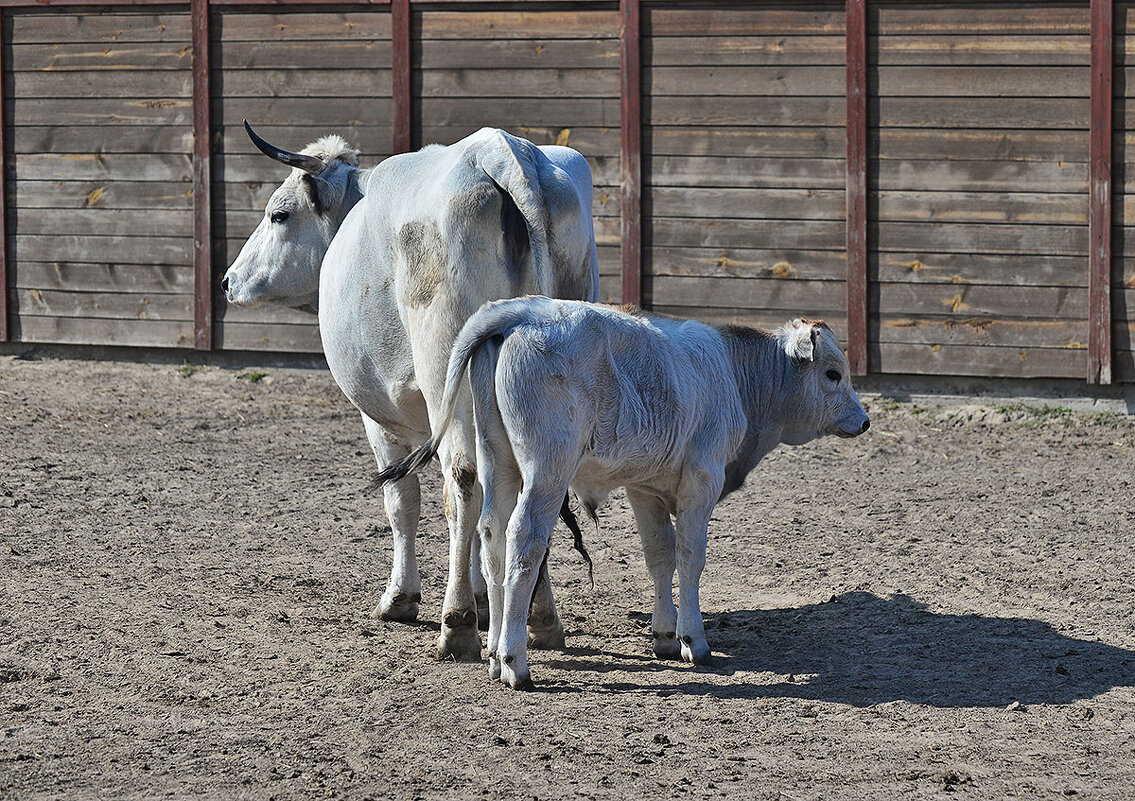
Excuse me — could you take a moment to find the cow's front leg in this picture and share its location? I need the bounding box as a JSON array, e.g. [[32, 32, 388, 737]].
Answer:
[[364, 417, 422, 622], [674, 468, 723, 666], [436, 451, 483, 662], [627, 488, 679, 660]]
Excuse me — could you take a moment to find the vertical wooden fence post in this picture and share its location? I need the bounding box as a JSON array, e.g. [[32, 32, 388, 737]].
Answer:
[[1089, 0, 1114, 384], [0, 7, 7, 344], [845, 0, 868, 375], [620, 0, 642, 307], [191, 0, 213, 350], [392, 0, 412, 154]]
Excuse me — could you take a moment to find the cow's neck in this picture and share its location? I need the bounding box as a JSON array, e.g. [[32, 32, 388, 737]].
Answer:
[[718, 325, 798, 497]]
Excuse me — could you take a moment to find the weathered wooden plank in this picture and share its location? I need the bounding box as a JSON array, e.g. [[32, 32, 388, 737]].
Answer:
[[6, 152, 193, 182], [645, 8, 846, 37], [874, 128, 1087, 163], [873, 97, 1089, 129], [875, 35, 1090, 67], [12, 261, 193, 293], [8, 12, 191, 44], [874, 251, 1089, 288], [646, 66, 845, 97], [9, 41, 192, 72], [645, 35, 845, 67], [873, 7, 1088, 36], [873, 282, 1087, 320], [651, 156, 1086, 192], [875, 315, 1088, 349], [646, 246, 847, 281], [873, 66, 1088, 98], [9, 97, 193, 126], [649, 275, 846, 312], [214, 69, 392, 98], [650, 305, 850, 333], [416, 38, 618, 70], [11, 125, 195, 155], [12, 70, 191, 99], [876, 190, 1088, 226], [418, 10, 618, 40], [14, 234, 192, 264], [214, 122, 390, 157], [11, 208, 191, 237], [417, 97, 621, 128], [215, 321, 322, 353], [648, 186, 844, 220], [646, 126, 845, 158], [212, 39, 393, 70], [419, 124, 618, 155], [417, 68, 618, 98], [875, 221, 1088, 256], [216, 303, 315, 325], [650, 218, 845, 251], [12, 180, 194, 210], [649, 96, 844, 126], [212, 12, 389, 42], [10, 287, 192, 320], [11, 315, 193, 347], [872, 342, 1084, 379]]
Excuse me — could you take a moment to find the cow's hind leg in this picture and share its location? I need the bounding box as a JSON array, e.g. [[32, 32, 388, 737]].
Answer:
[[627, 488, 679, 659], [436, 444, 484, 662], [364, 416, 422, 622]]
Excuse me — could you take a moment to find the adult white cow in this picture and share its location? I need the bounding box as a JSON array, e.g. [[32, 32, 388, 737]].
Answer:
[[374, 298, 870, 689], [222, 125, 599, 660]]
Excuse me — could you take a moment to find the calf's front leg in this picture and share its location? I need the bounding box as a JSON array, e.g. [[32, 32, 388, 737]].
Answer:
[[627, 488, 679, 660], [674, 469, 723, 666]]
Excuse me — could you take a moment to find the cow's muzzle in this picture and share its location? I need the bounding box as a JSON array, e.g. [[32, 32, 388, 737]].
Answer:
[[836, 418, 871, 438]]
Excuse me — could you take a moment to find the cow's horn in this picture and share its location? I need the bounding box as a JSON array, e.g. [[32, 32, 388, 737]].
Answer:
[[243, 120, 324, 175]]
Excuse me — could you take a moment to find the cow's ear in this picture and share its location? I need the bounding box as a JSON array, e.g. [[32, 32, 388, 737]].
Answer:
[[302, 173, 325, 216], [784, 320, 815, 364]]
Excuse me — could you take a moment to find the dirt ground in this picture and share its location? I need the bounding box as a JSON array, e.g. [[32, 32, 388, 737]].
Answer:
[[2, 353, 1134, 800]]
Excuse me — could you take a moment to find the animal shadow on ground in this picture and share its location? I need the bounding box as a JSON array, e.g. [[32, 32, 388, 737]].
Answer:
[[550, 592, 1135, 707]]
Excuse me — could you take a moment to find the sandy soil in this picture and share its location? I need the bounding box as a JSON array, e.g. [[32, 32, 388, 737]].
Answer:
[[2, 353, 1134, 800]]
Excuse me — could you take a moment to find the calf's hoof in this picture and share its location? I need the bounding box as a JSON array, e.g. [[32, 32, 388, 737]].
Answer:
[[499, 656, 534, 691], [437, 608, 481, 662], [373, 590, 421, 623], [652, 630, 682, 660], [527, 624, 566, 651], [680, 637, 713, 667]]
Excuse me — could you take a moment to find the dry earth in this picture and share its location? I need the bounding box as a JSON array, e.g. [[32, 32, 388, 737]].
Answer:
[[1, 354, 1134, 800]]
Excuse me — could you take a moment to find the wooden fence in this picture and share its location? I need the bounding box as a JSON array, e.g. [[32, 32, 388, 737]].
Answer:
[[1, 0, 1132, 384]]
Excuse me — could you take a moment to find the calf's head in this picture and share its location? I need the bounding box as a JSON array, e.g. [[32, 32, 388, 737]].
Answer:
[[779, 319, 870, 443], [221, 122, 362, 313]]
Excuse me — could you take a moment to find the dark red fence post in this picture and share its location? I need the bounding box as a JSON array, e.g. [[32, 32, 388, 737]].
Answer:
[[191, 0, 213, 350], [0, 7, 7, 343], [620, 0, 641, 307], [846, 0, 868, 375], [1089, 0, 1113, 384], [392, 0, 411, 154]]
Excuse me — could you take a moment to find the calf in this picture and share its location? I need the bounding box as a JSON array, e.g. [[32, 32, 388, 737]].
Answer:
[[374, 297, 870, 689]]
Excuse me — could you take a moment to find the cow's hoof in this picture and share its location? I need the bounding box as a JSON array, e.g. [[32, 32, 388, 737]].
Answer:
[[527, 624, 565, 651], [487, 655, 502, 681], [373, 590, 421, 622], [652, 631, 681, 660], [501, 663, 534, 691], [438, 608, 481, 662], [680, 639, 713, 666]]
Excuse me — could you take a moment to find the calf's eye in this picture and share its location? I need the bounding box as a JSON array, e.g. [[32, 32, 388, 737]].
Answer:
[[270, 210, 289, 225], [825, 369, 841, 383]]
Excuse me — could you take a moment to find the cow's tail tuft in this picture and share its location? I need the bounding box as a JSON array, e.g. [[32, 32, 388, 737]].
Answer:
[[477, 129, 556, 297]]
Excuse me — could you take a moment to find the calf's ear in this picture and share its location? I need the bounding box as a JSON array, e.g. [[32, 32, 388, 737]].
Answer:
[[784, 320, 815, 364]]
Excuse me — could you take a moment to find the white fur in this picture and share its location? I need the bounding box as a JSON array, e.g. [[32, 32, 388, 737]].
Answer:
[[391, 298, 870, 688], [222, 129, 600, 660]]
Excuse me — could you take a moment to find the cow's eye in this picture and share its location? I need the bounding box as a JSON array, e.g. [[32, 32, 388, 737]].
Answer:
[[270, 210, 289, 225], [825, 369, 841, 383]]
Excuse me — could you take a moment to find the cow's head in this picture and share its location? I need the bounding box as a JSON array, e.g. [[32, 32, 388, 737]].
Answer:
[[780, 319, 870, 443], [221, 121, 362, 313]]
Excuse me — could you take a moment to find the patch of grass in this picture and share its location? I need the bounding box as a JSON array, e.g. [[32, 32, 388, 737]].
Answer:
[[236, 370, 268, 383], [875, 398, 902, 413], [176, 362, 202, 379], [998, 403, 1076, 428]]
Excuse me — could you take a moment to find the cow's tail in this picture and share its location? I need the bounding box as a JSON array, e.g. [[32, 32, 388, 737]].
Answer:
[[368, 299, 535, 491], [477, 129, 556, 297]]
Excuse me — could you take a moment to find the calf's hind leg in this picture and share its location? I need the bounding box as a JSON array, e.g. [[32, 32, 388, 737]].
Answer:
[[627, 488, 680, 659]]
